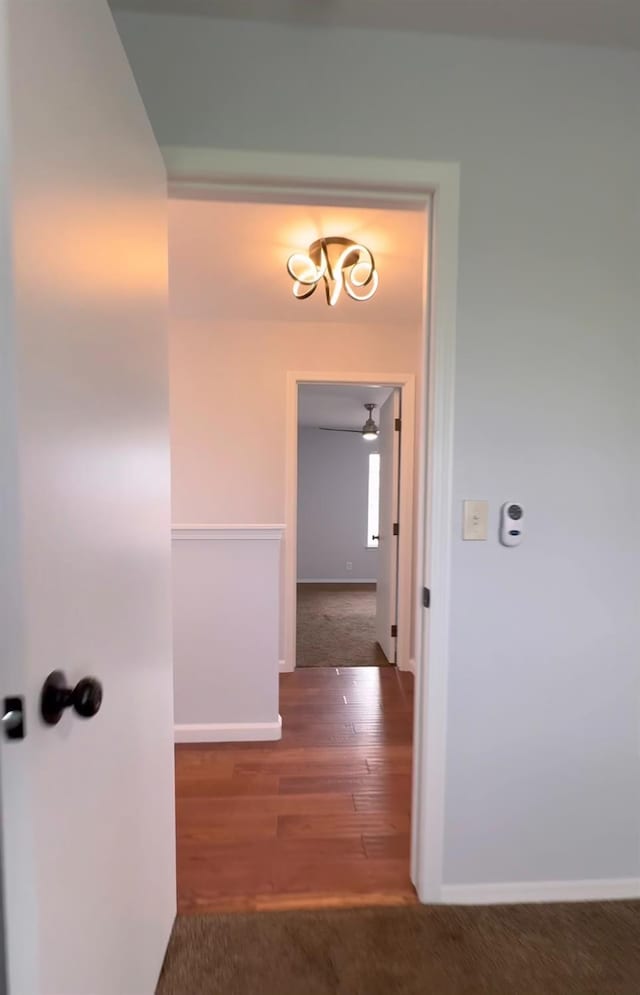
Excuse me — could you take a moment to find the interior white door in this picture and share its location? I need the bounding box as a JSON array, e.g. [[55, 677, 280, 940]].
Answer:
[[375, 391, 401, 663], [0, 4, 175, 994]]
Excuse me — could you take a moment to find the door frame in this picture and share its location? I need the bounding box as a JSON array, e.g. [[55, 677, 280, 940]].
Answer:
[[167, 148, 460, 904], [286, 372, 415, 673]]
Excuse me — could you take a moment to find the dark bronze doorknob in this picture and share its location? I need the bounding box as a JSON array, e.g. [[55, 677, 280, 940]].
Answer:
[[41, 671, 103, 725]]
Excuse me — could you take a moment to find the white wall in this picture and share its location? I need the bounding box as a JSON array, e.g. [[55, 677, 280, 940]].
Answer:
[[115, 12, 640, 892], [168, 195, 422, 628], [298, 427, 378, 582], [169, 314, 419, 524], [172, 528, 282, 740], [167, 197, 422, 723], [168, 198, 423, 524]]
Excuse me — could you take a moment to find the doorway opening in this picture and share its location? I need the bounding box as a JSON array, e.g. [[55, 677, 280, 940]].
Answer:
[[295, 381, 412, 671], [169, 190, 427, 910], [166, 138, 462, 908]]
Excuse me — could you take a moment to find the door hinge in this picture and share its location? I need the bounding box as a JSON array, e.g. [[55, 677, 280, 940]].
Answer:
[[392, 522, 399, 537], [394, 417, 401, 432], [391, 624, 398, 638], [423, 587, 431, 608]]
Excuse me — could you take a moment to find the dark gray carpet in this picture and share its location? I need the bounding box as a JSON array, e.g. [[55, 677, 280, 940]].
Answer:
[[156, 902, 640, 995], [296, 583, 390, 668]]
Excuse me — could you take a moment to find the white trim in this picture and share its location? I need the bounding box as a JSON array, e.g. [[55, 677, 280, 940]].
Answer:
[[169, 178, 427, 209], [284, 371, 416, 679], [172, 524, 285, 541], [410, 160, 459, 905], [407, 658, 416, 675], [278, 659, 287, 672], [175, 716, 283, 743], [166, 147, 451, 205], [166, 148, 460, 907], [441, 878, 640, 906], [297, 578, 377, 584]]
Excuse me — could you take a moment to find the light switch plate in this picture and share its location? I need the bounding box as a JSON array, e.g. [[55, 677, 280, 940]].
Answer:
[[463, 500, 489, 540]]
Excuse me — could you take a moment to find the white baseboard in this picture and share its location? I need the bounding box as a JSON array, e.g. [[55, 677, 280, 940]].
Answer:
[[297, 579, 377, 584], [279, 658, 289, 672], [175, 716, 282, 743], [441, 877, 640, 906]]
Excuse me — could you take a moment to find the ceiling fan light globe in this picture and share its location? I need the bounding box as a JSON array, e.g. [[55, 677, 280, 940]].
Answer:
[[361, 403, 379, 440]]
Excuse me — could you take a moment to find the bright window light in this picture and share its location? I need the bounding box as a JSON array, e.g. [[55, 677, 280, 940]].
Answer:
[[367, 453, 381, 549]]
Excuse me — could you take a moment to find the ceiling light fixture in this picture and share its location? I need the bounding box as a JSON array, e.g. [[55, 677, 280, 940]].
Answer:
[[287, 236, 378, 306]]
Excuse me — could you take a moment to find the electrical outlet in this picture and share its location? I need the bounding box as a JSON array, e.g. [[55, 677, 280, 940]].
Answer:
[[346, 561, 353, 571], [463, 500, 489, 540]]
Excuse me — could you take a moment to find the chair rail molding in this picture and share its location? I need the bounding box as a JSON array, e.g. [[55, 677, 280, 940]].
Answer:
[[172, 524, 285, 541]]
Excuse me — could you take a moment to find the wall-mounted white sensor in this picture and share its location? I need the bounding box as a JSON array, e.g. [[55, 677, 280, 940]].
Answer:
[[500, 502, 524, 546]]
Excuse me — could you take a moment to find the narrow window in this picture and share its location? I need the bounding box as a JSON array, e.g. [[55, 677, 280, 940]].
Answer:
[[367, 453, 380, 548]]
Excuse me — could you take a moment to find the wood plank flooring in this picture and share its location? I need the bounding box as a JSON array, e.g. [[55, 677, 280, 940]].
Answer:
[[175, 666, 416, 913]]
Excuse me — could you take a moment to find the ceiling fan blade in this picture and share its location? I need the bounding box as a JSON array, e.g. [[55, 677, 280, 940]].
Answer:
[[318, 427, 362, 433]]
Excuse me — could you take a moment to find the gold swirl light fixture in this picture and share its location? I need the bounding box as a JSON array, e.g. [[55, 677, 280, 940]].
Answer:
[[287, 236, 378, 307]]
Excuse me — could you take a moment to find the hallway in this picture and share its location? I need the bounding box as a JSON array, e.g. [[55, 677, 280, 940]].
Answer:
[[175, 667, 415, 913]]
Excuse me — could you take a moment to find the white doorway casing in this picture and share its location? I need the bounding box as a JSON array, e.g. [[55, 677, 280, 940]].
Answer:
[[375, 388, 402, 663], [167, 148, 460, 904]]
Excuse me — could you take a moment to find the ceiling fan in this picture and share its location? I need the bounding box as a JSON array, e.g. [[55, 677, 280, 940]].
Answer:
[[319, 403, 379, 441]]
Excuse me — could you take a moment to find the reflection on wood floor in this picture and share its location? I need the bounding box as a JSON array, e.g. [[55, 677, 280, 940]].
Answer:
[[176, 666, 416, 913]]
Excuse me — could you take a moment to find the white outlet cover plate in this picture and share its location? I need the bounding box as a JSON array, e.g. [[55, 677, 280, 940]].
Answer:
[[463, 500, 489, 541]]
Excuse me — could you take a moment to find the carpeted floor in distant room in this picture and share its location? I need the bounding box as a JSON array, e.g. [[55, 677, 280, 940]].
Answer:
[[296, 583, 390, 667], [156, 902, 640, 995]]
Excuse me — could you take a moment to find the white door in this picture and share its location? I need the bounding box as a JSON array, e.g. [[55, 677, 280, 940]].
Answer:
[[0, 3, 175, 994], [375, 391, 401, 663]]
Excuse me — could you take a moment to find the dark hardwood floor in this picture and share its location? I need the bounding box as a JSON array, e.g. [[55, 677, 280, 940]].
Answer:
[[176, 666, 416, 913]]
